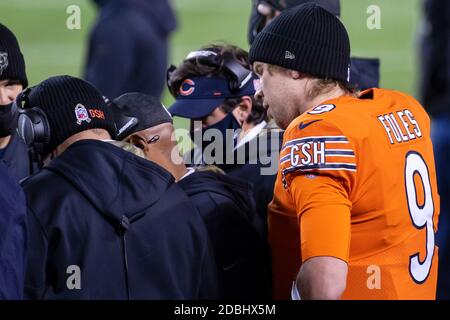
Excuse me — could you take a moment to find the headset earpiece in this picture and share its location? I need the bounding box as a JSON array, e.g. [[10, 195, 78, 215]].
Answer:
[[221, 57, 253, 90], [14, 86, 51, 155], [17, 107, 50, 155]]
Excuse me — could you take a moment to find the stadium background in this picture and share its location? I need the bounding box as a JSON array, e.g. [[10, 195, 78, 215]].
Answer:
[[0, 0, 422, 149]]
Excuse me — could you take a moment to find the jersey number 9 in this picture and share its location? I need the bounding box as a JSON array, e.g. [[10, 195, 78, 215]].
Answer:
[[404, 151, 436, 284]]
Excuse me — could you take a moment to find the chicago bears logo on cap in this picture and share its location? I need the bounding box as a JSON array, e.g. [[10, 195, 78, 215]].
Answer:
[[179, 79, 195, 96], [75, 104, 92, 125], [0, 52, 8, 76]]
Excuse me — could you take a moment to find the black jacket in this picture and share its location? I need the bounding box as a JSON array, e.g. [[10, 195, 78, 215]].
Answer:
[[185, 126, 282, 242], [0, 160, 27, 299], [219, 127, 283, 242], [1, 132, 33, 182], [22, 140, 218, 299], [178, 171, 271, 299]]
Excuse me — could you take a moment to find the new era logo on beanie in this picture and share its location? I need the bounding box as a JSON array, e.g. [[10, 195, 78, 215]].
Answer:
[[249, 3, 351, 83], [285, 51, 295, 60], [0, 23, 28, 87], [25, 75, 117, 155]]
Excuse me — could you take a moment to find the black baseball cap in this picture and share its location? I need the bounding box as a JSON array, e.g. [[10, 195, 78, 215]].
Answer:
[[110, 92, 173, 140]]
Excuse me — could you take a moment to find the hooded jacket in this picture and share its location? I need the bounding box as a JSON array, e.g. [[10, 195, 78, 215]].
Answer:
[[0, 160, 27, 299], [22, 140, 218, 299], [178, 171, 271, 299]]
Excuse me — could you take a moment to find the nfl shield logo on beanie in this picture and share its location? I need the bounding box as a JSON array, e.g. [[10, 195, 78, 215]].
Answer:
[[75, 104, 92, 125]]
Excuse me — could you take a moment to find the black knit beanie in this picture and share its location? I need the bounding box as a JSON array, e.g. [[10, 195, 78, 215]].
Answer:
[[25, 75, 117, 154], [0, 23, 28, 88], [249, 3, 351, 83]]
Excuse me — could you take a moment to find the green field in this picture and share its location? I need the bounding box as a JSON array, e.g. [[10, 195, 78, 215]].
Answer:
[[0, 0, 422, 126]]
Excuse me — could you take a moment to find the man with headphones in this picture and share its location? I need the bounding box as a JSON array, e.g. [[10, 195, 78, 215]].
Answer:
[[17, 75, 219, 299], [0, 23, 35, 181], [167, 44, 283, 242]]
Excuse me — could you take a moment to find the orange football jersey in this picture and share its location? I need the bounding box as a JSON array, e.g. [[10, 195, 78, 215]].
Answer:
[[269, 88, 440, 300]]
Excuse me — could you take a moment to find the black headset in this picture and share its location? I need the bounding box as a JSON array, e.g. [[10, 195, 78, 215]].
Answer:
[[12, 86, 51, 156], [167, 49, 253, 95]]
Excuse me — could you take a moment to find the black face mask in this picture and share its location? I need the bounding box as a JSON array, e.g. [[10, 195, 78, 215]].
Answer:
[[0, 103, 17, 138], [191, 113, 242, 165]]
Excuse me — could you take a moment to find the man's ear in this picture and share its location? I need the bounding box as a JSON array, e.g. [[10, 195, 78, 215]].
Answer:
[[291, 70, 302, 80], [233, 96, 253, 124], [128, 134, 148, 151]]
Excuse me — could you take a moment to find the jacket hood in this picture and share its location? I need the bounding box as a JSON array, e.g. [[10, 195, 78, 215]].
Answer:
[[181, 171, 254, 214], [45, 139, 174, 225]]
